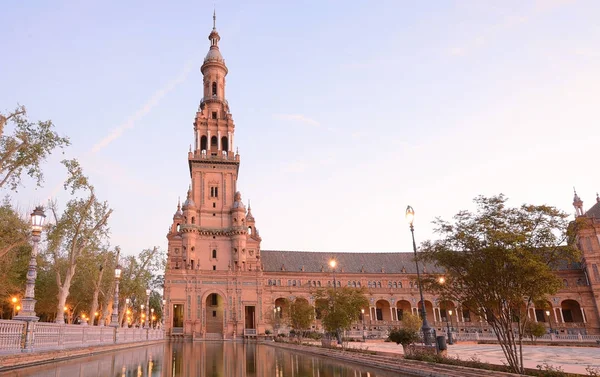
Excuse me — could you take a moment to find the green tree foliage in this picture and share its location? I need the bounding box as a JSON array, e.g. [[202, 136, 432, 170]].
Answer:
[[0, 105, 69, 191], [401, 312, 422, 333], [46, 159, 113, 322], [117, 247, 165, 325], [389, 328, 420, 347], [290, 298, 315, 337], [420, 194, 580, 374], [0, 198, 30, 317], [524, 321, 547, 343], [314, 287, 369, 336]]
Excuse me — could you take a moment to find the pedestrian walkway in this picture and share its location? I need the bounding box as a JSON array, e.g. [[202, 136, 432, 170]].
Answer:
[[344, 341, 600, 375]]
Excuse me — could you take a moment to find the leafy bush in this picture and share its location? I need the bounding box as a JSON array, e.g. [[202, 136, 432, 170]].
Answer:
[[388, 328, 419, 347]]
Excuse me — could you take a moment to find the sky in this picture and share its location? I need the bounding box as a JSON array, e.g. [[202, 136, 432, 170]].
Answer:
[[1, 0, 599, 257]]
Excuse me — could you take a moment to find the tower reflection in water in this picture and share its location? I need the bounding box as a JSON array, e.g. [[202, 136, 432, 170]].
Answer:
[[8, 343, 402, 377], [164, 342, 400, 377]]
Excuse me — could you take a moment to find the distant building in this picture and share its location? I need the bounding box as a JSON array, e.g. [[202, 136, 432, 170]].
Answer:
[[163, 16, 599, 339]]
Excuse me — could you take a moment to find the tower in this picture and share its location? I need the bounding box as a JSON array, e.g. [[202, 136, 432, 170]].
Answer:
[[164, 14, 264, 339], [167, 12, 262, 273]]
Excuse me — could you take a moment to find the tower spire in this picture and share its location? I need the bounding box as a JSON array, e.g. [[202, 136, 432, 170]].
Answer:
[[213, 8, 216, 30], [573, 187, 584, 217]]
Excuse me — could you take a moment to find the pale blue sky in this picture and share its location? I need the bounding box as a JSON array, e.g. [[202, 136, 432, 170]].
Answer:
[[2, 0, 599, 257]]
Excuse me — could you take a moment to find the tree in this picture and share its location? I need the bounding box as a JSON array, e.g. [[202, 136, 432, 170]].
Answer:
[[524, 321, 546, 344], [314, 287, 368, 342], [0, 198, 31, 317], [420, 194, 580, 374], [289, 298, 315, 339], [389, 328, 420, 350], [117, 247, 164, 326], [46, 159, 113, 323], [401, 312, 422, 333], [0, 105, 69, 191]]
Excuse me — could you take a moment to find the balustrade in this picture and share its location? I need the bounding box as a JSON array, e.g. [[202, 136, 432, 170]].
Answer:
[[0, 321, 165, 354], [0, 320, 26, 353]]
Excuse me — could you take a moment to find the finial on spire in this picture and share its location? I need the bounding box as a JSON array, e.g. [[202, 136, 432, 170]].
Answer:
[[177, 197, 181, 210], [248, 199, 251, 210], [213, 8, 216, 30], [596, 192, 599, 203]]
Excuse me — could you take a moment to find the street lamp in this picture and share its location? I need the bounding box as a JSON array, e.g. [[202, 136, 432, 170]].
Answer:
[[546, 310, 553, 334], [145, 289, 151, 329], [14, 207, 46, 322], [11, 297, 18, 319], [110, 265, 122, 327], [361, 308, 366, 342], [406, 205, 432, 345], [123, 298, 130, 328], [447, 309, 454, 345], [329, 258, 342, 345]]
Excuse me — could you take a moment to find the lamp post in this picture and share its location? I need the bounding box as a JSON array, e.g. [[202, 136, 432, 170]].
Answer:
[[546, 310, 553, 334], [446, 309, 454, 345], [405, 205, 432, 345], [15, 207, 46, 322], [141, 304, 145, 327], [110, 265, 122, 327], [11, 297, 17, 319], [361, 308, 366, 342], [145, 289, 151, 329], [124, 299, 130, 328], [329, 259, 342, 345]]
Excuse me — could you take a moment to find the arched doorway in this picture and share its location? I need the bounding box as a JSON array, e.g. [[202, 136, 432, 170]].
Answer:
[[561, 299, 584, 323], [439, 300, 456, 325], [273, 298, 289, 333], [375, 300, 391, 321], [205, 293, 225, 335], [417, 300, 435, 322], [396, 300, 411, 321]]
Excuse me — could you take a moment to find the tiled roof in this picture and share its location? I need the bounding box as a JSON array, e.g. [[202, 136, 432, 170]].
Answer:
[[261, 250, 441, 274], [586, 202, 600, 219]]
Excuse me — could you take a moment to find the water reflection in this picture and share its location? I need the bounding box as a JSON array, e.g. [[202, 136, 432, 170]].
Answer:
[[7, 342, 407, 377]]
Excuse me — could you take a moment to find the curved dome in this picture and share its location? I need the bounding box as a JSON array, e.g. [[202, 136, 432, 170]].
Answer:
[[204, 47, 224, 63]]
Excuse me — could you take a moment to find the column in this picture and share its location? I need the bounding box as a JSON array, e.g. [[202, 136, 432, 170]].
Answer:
[[389, 307, 394, 322], [559, 308, 565, 323], [581, 308, 587, 323], [217, 131, 221, 150], [194, 130, 198, 151], [228, 132, 232, 151], [207, 130, 211, 151], [533, 308, 538, 322]]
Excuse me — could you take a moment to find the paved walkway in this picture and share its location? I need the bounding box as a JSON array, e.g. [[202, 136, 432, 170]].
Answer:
[[343, 341, 600, 375]]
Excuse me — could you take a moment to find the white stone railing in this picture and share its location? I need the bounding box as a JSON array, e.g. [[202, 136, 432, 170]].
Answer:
[[0, 320, 26, 352], [0, 320, 165, 354], [447, 331, 600, 343]]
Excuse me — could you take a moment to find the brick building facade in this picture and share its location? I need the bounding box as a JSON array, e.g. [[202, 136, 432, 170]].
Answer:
[[162, 17, 600, 339]]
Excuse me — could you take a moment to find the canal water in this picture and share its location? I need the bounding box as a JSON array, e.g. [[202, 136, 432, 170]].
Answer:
[[3, 342, 409, 377]]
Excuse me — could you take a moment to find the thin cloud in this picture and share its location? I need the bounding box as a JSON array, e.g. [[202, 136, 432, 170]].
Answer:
[[272, 113, 320, 127], [91, 60, 194, 153]]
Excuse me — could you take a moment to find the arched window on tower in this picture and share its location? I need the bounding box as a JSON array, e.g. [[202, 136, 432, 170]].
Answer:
[[212, 82, 217, 96], [210, 136, 218, 152], [200, 136, 207, 151], [248, 226, 253, 235], [221, 136, 228, 151]]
